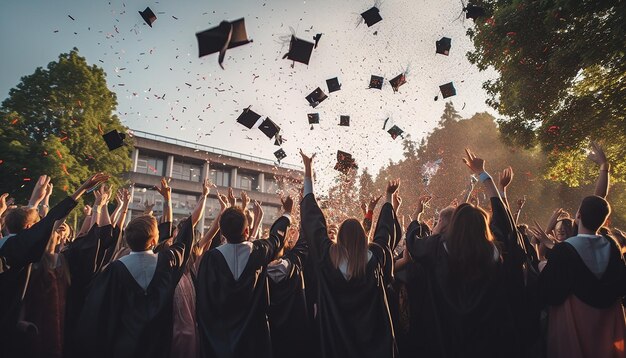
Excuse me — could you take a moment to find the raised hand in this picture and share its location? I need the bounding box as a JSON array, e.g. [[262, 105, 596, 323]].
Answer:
[[386, 179, 400, 195], [588, 141, 608, 167], [154, 177, 171, 201], [392, 191, 402, 212], [79, 173, 110, 193], [241, 190, 250, 208], [227, 187, 237, 207], [369, 194, 383, 212], [498, 167, 514, 190], [83, 205, 92, 216], [517, 196, 526, 209], [0, 193, 8, 217], [121, 188, 131, 205], [253, 200, 264, 219], [217, 193, 228, 211], [201, 179, 211, 197], [462, 148, 486, 175], [280, 195, 294, 214], [299, 149, 316, 178], [414, 195, 432, 219], [29, 175, 52, 207], [360, 201, 367, 215], [529, 220, 556, 249], [143, 199, 155, 215]]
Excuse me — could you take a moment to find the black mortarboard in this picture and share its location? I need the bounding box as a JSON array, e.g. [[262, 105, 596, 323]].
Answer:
[[334, 150, 358, 174], [258, 117, 280, 139], [326, 77, 341, 93], [465, 4, 486, 20], [283, 35, 315, 65], [339, 115, 350, 126], [274, 133, 284, 146], [369, 75, 384, 89], [102, 129, 126, 151], [236, 106, 261, 129], [439, 82, 457, 98], [308, 113, 320, 124], [387, 125, 404, 140], [139, 7, 157, 27], [436, 37, 451, 56], [274, 148, 287, 162], [361, 7, 382, 27], [196, 18, 252, 69], [306, 87, 328, 108], [389, 73, 406, 93]]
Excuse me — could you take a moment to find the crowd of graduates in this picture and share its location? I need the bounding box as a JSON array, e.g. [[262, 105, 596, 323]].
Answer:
[[0, 143, 624, 358]]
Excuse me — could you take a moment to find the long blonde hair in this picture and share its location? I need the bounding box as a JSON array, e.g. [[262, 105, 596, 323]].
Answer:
[[329, 218, 369, 280]]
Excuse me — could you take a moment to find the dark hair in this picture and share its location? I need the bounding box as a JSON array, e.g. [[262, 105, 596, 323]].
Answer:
[[446, 204, 497, 282], [125, 215, 158, 251], [578, 196, 611, 232], [4, 207, 39, 234], [219, 207, 248, 243]]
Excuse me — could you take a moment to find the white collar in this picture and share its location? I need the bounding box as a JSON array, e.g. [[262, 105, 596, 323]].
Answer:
[[130, 250, 156, 255], [576, 233, 601, 238]]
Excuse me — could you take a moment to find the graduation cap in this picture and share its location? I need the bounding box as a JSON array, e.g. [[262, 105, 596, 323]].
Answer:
[[283, 35, 315, 65], [439, 82, 457, 99], [196, 18, 252, 69], [361, 7, 382, 27], [369, 75, 384, 89], [236, 106, 262, 129], [334, 150, 358, 174], [307, 113, 320, 124], [313, 33, 322, 48], [306, 87, 328, 108], [258, 117, 280, 139], [274, 148, 287, 162], [102, 129, 126, 151], [326, 77, 341, 93], [387, 125, 404, 140], [464, 4, 486, 20], [389, 73, 407, 93], [274, 133, 284, 146], [139, 7, 157, 27], [436, 37, 451, 56], [339, 115, 350, 126]]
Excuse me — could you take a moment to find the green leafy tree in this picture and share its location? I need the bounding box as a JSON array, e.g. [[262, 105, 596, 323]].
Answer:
[[0, 48, 131, 203], [466, 0, 626, 185], [358, 168, 376, 203]]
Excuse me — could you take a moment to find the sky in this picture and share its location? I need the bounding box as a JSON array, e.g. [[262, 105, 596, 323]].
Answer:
[[0, 0, 498, 188]]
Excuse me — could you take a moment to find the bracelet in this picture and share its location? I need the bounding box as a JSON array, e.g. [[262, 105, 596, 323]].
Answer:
[[478, 172, 492, 183]]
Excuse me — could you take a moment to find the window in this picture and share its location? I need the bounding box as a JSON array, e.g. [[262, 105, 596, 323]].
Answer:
[[204, 197, 221, 220], [131, 187, 163, 211], [170, 192, 197, 212], [209, 169, 231, 187], [136, 154, 165, 176], [261, 205, 280, 225], [265, 178, 279, 194], [172, 162, 202, 182]]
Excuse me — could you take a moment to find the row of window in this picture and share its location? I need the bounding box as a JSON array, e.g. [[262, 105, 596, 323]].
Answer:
[[135, 154, 279, 193]]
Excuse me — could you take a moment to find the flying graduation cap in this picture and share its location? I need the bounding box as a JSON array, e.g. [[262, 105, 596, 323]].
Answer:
[[436, 37, 451, 55], [369, 75, 384, 89], [313, 33, 322, 48], [196, 18, 252, 69], [439, 82, 457, 99], [389, 73, 407, 93], [258, 117, 281, 139], [274, 148, 287, 162], [283, 35, 315, 65], [334, 150, 358, 174], [306, 87, 328, 108], [139, 7, 157, 27], [464, 4, 486, 20], [387, 125, 404, 140], [326, 77, 341, 93], [361, 6, 382, 27], [274, 133, 284, 146], [102, 129, 126, 151], [236, 106, 262, 129], [339, 115, 350, 126], [308, 113, 320, 124]]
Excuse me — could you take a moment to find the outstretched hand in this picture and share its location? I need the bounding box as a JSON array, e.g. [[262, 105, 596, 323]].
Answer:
[[201, 179, 211, 197], [0, 193, 8, 216], [217, 193, 228, 211], [392, 191, 402, 212], [72, 173, 110, 201], [280, 195, 294, 213], [588, 141, 607, 167], [463, 148, 486, 175], [299, 149, 316, 168], [414, 195, 432, 219], [29, 175, 52, 206], [386, 179, 400, 195], [241, 190, 250, 208], [498, 167, 514, 191], [369, 194, 383, 211], [155, 177, 172, 201]]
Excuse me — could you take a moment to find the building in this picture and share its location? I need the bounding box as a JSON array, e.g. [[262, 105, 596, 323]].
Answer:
[[125, 130, 303, 233]]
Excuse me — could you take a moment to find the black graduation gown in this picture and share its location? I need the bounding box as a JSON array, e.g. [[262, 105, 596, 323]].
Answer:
[[300, 193, 397, 358], [196, 216, 290, 358], [405, 197, 525, 358], [539, 235, 626, 308], [268, 233, 313, 358], [0, 197, 77, 358], [75, 218, 194, 358]]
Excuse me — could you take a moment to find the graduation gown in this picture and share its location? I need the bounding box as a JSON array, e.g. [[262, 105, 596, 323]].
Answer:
[[75, 218, 194, 358], [268, 233, 313, 358], [196, 215, 290, 358], [0, 197, 76, 358], [405, 197, 525, 358], [300, 193, 397, 358]]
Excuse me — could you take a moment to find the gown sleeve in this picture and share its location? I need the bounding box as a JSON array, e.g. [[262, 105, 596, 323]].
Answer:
[[370, 202, 396, 265], [254, 215, 291, 265], [300, 193, 333, 262]]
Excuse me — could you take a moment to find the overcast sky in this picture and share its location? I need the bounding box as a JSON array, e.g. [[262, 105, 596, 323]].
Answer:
[[0, 0, 497, 188]]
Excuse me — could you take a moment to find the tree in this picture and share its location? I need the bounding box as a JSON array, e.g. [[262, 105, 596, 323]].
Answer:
[[466, 0, 626, 185], [358, 168, 376, 203], [0, 48, 131, 203], [438, 101, 462, 126]]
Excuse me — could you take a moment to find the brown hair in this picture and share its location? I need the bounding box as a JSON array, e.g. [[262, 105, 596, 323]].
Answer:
[[219, 207, 248, 243], [578, 195, 611, 232], [446, 204, 497, 282], [4, 207, 39, 234], [124, 215, 158, 251], [329, 218, 369, 280]]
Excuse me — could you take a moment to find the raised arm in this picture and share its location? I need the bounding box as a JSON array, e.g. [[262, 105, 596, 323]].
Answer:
[[249, 200, 264, 241], [0, 193, 8, 233], [191, 179, 210, 227], [514, 197, 526, 224], [497, 167, 513, 211], [154, 177, 172, 224], [94, 185, 112, 227], [38, 182, 53, 218], [545, 208, 566, 235], [27, 175, 51, 209], [463, 176, 477, 203], [371, 180, 399, 251], [114, 189, 130, 230], [588, 141, 610, 198], [77, 205, 93, 237], [258, 195, 292, 264]]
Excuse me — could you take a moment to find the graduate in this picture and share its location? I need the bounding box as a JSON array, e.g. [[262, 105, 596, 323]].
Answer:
[[299, 149, 399, 358], [74, 181, 207, 358], [196, 193, 293, 358], [0, 173, 109, 358]]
